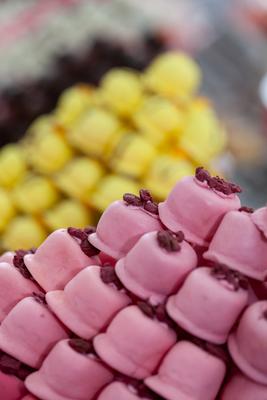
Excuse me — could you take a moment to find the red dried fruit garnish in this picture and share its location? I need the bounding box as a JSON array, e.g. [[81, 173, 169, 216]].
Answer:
[[69, 338, 93, 354], [195, 167, 242, 195], [239, 206, 254, 213], [100, 266, 123, 290], [13, 249, 35, 280], [32, 292, 47, 305], [157, 231, 184, 252], [137, 301, 175, 329], [0, 351, 35, 380], [68, 227, 100, 257], [123, 189, 159, 215], [211, 265, 248, 291], [263, 310, 267, 319]]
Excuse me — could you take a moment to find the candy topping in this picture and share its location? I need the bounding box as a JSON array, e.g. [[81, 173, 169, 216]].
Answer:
[[67, 227, 100, 257], [0, 351, 34, 380], [239, 206, 254, 213], [32, 292, 46, 305], [195, 167, 242, 195], [123, 189, 159, 215], [157, 230, 184, 252], [68, 338, 93, 354], [211, 265, 248, 291], [100, 265, 123, 289], [137, 301, 174, 328], [13, 249, 35, 280]]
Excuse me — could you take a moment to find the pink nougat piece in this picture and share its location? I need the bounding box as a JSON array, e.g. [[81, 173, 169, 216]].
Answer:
[[204, 210, 267, 281], [97, 381, 154, 400], [221, 372, 267, 400], [158, 169, 241, 246], [116, 231, 197, 304], [93, 304, 177, 379], [46, 265, 131, 339], [167, 266, 249, 344], [0, 371, 27, 400], [25, 339, 113, 400], [0, 296, 68, 368], [228, 300, 267, 384], [0, 262, 40, 322], [24, 228, 99, 291], [89, 197, 162, 260], [252, 206, 267, 239], [145, 341, 226, 400]]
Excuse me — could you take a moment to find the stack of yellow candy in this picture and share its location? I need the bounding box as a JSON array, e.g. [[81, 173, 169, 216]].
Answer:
[[0, 52, 226, 250]]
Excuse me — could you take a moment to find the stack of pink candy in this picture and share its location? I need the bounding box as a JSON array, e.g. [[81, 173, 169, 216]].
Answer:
[[1, 167, 267, 400]]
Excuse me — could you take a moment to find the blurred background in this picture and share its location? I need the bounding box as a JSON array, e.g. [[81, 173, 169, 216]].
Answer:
[[0, 0, 267, 249]]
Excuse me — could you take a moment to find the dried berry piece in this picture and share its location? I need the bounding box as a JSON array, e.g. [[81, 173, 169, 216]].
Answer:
[[69, 338, 93, 354], [263, 310, 267, 319], [139, 189, 153, 203], [157, 231, 181, 252], [100, 266, 123, 290], [239, 206, 254, 213], [137, 302, 154, 319], [144, 201, 159, 215], [0, 353, 20, 375], [32, 292, 47, 305], [195, 167, 211, 182], [68, 227, 100, 257], [80, 239, 100, 257], [67, 227, 87, 241], [211, 265, 248, 291], [13, 249, 35, 280], [195, 167, 242, 195], [123, 193, 142, 207]]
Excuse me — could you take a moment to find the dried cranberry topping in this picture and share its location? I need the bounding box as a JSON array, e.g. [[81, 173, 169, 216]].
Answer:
[[123, 193, 142, 207], [68, 227, 100, 257], [239, 206, 254, 213], [32, 292, 47, 305], [0, 351, 34, 380], [100, 266, 123, 289], [137, 302, 175, 329], [211, 265, 248, 291], [13, 249, 35, 280], [157, 231, 184, 252], [195, 167, 242, 195], [263, 310, 267, 319], [69, 339, 93, 354], [123, 189, 159, 215], [139, 189, 153, 203]]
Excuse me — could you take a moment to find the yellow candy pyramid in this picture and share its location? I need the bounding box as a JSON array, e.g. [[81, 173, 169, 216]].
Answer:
[[0, 52, 226, 250]]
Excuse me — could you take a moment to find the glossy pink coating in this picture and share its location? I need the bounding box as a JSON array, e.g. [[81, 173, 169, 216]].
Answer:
[[205, 211, 267, 281], [24, 229, 98, 291], [46, 266, 130, 339], [221, 372, 267, 400], [25, 339, 113, 400], [159, 176, 241, 246], [97, 381, 150, 400], [93, 305, 176, 379], [0, 251, 14, 264], [89, 200, 162, 260], [0, 262, 40, 322], [228, 301, 267, 384], [252, 206, 267, 239], [116, 231, 197, 304], [0, 371, 26, 400], [167, 267, 248, 344], [146, 341, 226, 400], [0, 297, 68, 368]]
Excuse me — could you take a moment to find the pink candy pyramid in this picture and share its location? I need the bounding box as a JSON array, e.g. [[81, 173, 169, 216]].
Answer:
[[0, 168, 267, 400]]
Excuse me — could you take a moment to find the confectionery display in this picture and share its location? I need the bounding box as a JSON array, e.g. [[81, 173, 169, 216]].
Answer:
[[0, 52, 227, 251], [0, 167, 266, 399]]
